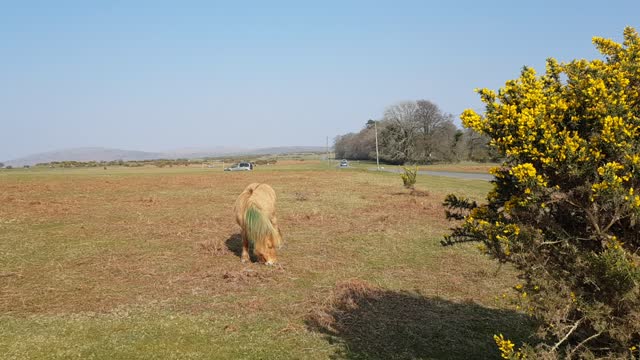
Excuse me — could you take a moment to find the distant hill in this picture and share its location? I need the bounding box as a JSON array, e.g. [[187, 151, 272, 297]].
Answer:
[[3, 147, 164, 167], [160, 146, 248, 159], [2, 146, 327, 166]]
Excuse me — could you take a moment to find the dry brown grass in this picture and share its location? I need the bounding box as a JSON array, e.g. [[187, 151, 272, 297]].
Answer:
[[0, 168, 490, 314], [0, 165, 531, 358]]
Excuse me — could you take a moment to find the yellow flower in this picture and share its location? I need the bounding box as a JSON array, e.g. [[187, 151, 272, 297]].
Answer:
[[494, 334, 516, 359]]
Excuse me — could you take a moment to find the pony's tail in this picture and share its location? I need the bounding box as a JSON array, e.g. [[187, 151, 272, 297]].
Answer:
[[245, 205, 281, 250]]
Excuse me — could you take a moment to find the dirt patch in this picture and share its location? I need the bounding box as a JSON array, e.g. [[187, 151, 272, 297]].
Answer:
[[293, 191, 310, 201], [222, 269, 268, 282], [409, 189, 430, 197]]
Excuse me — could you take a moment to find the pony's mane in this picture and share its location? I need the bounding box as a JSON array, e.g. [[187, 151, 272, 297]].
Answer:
[[245, 205, 282, 251]]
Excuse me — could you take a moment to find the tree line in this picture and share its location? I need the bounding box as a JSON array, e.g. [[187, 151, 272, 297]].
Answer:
[[35, 159, 196, 168], [31, 157, 280, 168], [334, 99, 497, 164]]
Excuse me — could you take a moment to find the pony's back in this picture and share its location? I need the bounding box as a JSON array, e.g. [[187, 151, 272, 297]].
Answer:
[[234, 183, 277, 228]]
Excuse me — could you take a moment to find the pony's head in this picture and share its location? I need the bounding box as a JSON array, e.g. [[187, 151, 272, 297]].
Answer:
[[246, 207, 284, 265], [256, 226, 283, 265]]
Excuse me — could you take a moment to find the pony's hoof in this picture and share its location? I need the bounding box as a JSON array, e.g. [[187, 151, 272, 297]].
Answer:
[[265, 261, 277, 266], [241, 258, 249, 264]]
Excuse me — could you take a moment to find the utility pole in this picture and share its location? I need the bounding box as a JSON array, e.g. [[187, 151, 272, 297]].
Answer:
[[374, 120, 380, 170]]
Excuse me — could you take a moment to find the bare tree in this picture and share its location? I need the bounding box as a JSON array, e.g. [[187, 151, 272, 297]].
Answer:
[[429, 119, 459, 162], [381, 101, 419, 162], [414, 100, 448, 161], [334, 122, 377, 160], [415, 100, 445, 136], [463, 128, 496, 162], [384, 101, 418, 128], [334, 133, 355, 159], [379, 121, 410, 164], [335, 99, 496, 165]]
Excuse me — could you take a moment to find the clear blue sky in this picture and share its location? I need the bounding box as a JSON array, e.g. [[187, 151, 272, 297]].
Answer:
[[1, 0, 638, 160]]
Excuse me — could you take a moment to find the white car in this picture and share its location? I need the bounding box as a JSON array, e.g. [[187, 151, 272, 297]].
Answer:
[[225, 162, 253, 171], [339, 159, 349, 167]]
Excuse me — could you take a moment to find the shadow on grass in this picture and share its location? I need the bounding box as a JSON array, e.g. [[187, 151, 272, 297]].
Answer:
[[390, 189, 430, 197], [225, 234, 243, 257], [225, 233, 257, 262], [306, 280, 536, 360]]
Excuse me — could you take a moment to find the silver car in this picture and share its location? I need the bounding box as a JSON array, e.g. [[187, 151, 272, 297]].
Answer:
[[225, 162, 253, 171]]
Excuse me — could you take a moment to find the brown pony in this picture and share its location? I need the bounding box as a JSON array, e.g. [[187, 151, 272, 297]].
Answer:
[[234, 183, 283, 265]]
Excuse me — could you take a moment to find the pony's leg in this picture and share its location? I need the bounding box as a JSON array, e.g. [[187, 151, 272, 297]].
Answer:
[[240, 229, 250, 263]]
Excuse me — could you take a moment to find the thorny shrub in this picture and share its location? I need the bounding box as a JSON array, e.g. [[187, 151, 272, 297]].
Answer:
[[444, 27, 640, 359], [401, 166, 418, 189]]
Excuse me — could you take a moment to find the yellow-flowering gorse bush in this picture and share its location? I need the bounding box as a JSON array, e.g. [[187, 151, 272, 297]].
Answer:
[[444, 27, 640, 358], [401, 165, 418, 189]]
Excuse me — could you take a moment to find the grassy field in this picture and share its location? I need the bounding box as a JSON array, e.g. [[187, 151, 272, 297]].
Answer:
[[0, 161, 533, 359]]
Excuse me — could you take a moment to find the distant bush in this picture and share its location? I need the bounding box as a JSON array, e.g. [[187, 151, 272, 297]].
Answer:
[[35, 158, 205, 168], [254, 159, 277, 165], [400, 166, 417, 189]]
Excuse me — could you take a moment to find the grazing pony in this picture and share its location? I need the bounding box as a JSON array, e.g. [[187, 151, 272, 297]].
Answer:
[[234, 183, 283, 265]]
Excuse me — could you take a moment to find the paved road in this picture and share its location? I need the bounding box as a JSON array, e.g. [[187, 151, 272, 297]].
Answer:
[[371, 168, 493, 181]]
